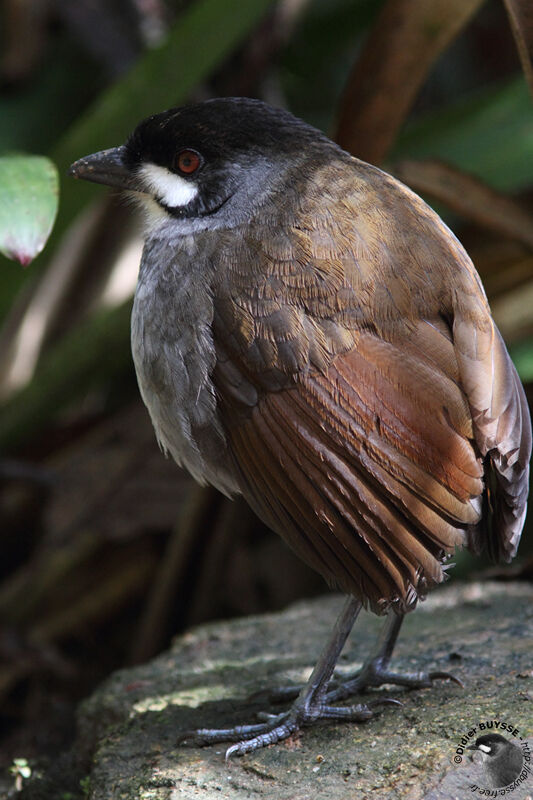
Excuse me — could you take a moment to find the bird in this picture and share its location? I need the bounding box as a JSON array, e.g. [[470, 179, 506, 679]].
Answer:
[[69, 97, 531, 757], [468, 733, 524, 788]]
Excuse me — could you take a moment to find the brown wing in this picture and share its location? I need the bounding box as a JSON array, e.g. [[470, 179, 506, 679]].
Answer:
[[216, 320, 483, 613], [454, 313, 531, 561], [212, 158, 531, 612]]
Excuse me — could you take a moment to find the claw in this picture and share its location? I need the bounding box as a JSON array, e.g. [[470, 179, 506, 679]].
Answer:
[[225, 719, 298, 760], [225, 743, 242, 761], [428, 670, 464, 688], [368, 697, 403, 709]]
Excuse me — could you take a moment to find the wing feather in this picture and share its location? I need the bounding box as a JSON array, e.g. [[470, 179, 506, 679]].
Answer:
[[211, 159, 531, 606], [454, 315, 531, 560], [220, 321, 489, 613]]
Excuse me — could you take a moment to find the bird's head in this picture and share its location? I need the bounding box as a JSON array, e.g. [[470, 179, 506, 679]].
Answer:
[[467, 733, 515, 760], [68, 97, 340, 234]]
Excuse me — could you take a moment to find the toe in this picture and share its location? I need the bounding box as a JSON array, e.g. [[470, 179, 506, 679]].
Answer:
[[428, 670, 464, 688]]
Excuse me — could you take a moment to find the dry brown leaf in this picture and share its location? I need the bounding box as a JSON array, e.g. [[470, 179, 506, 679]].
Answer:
[[502, 0, 533, 97], [334, 0, 485, 164], [393, 158, 533, 250]]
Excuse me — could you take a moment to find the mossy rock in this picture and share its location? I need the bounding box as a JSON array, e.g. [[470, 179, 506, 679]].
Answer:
[[25, 582, 533, 799]]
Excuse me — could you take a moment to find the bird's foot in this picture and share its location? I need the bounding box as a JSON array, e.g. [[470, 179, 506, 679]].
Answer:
[[177, 696, 398, 758], [325, 659, 463, 703], [262, 660, 462, 705]]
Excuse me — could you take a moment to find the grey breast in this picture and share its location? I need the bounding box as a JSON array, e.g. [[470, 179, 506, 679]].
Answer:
[[130, 228, 240, 497]]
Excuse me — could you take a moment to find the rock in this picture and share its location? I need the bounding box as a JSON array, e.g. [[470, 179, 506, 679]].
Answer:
[[32, 582, 533, 799]]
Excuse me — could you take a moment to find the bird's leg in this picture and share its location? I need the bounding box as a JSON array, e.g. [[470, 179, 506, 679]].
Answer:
[[178, 597, 396, 758], [267, 610, 462, 705], [325, 610, 462, 703]]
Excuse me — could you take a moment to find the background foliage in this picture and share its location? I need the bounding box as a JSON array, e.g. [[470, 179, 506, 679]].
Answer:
[[0, 0, 532, 792]]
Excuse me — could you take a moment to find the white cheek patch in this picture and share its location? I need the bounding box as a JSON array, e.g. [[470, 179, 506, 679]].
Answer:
[[138, 163, 198, 208], [478, 744, 491, 753]]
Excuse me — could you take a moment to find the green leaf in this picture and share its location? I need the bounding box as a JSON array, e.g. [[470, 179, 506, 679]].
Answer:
[[394, 78, 533, 192], [9, 757, 32, 779], [0, 155, 58, 266]]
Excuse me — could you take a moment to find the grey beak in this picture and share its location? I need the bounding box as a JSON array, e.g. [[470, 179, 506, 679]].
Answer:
[[466, 745, 478, 751], [68, 146, 138, 191]]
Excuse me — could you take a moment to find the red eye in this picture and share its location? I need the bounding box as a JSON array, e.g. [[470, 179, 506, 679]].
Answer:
[[176, 149, 201, 174]]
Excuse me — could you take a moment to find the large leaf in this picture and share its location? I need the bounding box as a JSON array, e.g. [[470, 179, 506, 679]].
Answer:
[[0, 155, 58, 266], [395, 78, 533, 191]]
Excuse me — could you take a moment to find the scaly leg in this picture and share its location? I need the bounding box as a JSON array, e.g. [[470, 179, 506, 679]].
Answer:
[[266, 610, 462, 705], [178, 597, 398, 758], [325, 611, 462, 703]]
